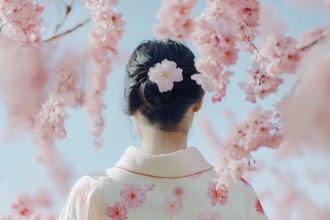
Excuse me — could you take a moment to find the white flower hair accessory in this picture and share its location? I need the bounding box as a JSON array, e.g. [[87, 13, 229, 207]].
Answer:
[[148, 59, 183, 92]]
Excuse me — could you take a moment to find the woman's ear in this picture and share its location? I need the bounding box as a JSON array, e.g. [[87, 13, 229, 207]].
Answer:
[[193, 95, 204, 112]]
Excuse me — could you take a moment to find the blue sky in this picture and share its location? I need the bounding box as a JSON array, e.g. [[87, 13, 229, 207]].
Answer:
[[0, 0, 329, 217]]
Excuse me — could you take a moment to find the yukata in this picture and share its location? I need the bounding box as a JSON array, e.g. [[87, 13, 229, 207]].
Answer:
[[59, 146, 268, 220]]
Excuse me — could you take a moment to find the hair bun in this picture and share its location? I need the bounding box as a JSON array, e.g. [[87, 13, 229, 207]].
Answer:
[[139, 78, 175, 109], [124, 39, 205, 131]]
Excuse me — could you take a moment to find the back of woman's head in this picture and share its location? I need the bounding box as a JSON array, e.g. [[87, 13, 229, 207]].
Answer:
[[124, 39, 204, 131]]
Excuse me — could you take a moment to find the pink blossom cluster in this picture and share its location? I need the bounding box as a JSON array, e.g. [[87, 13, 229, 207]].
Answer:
[[38, 92, 67, 139], [203, 106, 283, 187], [239, 62, 284, 103], [0, 1, 75, 196], [0, 190, 57, 220], [0, 43, 47, 129], [154, 0, 197, 41], [85, 0, 125, 147], [276, 44, 330, 153], [0, 0, 43, 43], [260, 33, 301, 75], [85, 0, 125, 51], [191, 0, 261, 102], [240, 32, 301, 103]]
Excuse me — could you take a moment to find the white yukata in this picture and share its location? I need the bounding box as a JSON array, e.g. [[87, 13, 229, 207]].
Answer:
[[59, 146, 268, 220]]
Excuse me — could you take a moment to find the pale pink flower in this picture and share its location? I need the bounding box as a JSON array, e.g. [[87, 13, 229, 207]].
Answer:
[[154, 0, 197, 41], [148, 59, 183, 92], [207, 181, 229, 206], [163, 195, 183, 217], [73, 183, 92, 205], [144, 183, 155, 192], [11, 193, 33, 216], [106, 201, 128, 220], [261, 33, 301, 75], [239, 62, 284, 103], [120, 183, 147, 209], [9, 190, 54, 218], [37, 93, 67, 139], [173, 186, 184, 198], [197, 210, 222, 220]]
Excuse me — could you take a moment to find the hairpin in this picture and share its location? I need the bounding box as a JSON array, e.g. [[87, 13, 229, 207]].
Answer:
[[148, 59, 183, 92]]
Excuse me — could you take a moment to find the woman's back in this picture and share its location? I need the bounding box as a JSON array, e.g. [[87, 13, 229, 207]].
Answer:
[[59, 146, 267, 220]]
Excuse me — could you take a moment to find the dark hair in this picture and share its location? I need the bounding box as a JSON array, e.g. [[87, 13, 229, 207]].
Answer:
[[124, 39, 204, 131]]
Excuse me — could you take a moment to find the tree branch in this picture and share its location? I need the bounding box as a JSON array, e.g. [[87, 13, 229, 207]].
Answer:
[[299, 30, 329, 51], [53, 0, 75, 34], [57, 73, 72, 94], [44, 17, 90, 43]]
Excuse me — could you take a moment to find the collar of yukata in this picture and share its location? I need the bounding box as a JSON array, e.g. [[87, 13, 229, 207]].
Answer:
[[114, 146, 213, 178], [147, 59, 183, 93]]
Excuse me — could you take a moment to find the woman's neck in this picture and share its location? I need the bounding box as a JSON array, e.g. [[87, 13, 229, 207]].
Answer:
[[140, 126, 188, 155]]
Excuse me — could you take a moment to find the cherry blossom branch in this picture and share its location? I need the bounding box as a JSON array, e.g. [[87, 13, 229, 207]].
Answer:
[[299, 29, 330, 51], [44, 17, 90, 43], [53, 0, 75, 34], [57, 73, 72, 94]]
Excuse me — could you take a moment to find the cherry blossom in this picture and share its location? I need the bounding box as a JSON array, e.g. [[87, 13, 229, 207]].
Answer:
[[207, 181, 229, 206], [276, 43, 330, 153], [148, 59, 183, 92], [106, 201, 128, 220], [163, 194, 183, 217], [239, 62, 284, 103], [84, 0, 125, 147], [38, 93, 67, 138], [191, 0, 260, 102], [120, 183, 147, 209], [73, 183, 92, 205], [172, 186, 184, 198], [6, 190, 55, 218], [202, 106, 283, 187], [260, 33, 301, 75], [0, 0, 43, 43], [154, 0, 197, 41]]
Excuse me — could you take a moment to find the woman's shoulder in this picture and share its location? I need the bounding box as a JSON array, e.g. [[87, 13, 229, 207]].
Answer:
[[71, 167, 133, 193]]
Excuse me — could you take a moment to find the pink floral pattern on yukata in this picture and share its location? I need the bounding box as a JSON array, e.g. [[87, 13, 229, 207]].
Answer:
[[207, 181, 229, 206], [105, 183, 154, 220], [164, 186, 185, 218], [120, 183, 147, 209], [197, 210, 222, 220], [255, 198, 266, 215], [73, 183, 92, 205], [106, 202, 128, 220]]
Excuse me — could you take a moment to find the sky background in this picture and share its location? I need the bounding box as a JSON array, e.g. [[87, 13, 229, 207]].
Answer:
[[0, 0, 329, 218]]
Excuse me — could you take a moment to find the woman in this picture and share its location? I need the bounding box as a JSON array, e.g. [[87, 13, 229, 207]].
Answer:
[[59, 39, 267, 220]]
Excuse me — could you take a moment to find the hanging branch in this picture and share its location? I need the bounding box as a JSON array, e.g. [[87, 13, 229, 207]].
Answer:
[[53, 0, 75, 35], [299, 30, 330, 51], [57, 73, 72, 94], [44, 17, 90, 43]]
